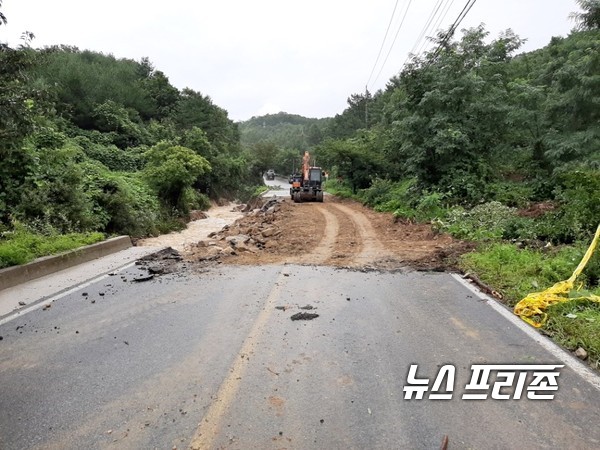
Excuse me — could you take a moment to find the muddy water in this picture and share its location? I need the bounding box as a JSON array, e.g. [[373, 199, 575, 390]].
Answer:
[[136, 203, 243, 251]]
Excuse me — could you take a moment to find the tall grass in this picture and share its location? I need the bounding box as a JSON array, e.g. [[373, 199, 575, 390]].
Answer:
[[0, 228, 105, 269]]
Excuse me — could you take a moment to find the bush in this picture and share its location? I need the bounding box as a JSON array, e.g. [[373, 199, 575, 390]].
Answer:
[[323, 177, 355, 199], [413, 191, 446, 221], [360, 178, 415, 213], [438, 169, 488, 205], [487, 181, 534, 207], [143, 143, 211, 212], [180, 187, 210, 213], [81, 162, 161, 236], [15, 141, 98, 232], [75, 136, 146, 171], [553, 170, 600, 241], [436, 201, 516, 241]]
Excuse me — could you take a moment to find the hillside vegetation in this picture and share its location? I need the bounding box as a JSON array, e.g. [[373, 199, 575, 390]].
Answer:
[[0, 6, 269, 267]]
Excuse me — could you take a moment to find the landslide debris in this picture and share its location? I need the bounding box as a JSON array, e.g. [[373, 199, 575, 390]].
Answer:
[[186, 197, 305, 263], [184, 196, 472, 272]]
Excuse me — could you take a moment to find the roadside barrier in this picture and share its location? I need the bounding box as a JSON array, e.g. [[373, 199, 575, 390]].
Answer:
[[514, 224, 600, 327]]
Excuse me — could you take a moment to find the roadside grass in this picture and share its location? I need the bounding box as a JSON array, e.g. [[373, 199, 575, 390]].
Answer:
[[323, 179, 356, 199], [255, 185, 269, 195], [0, 229, 105, 269], [544, 300, 600, 369], [459, 243, 592, 304], [460, 242, 600, 366]]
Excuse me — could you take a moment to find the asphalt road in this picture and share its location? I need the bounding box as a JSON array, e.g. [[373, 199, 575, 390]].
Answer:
[[263, 175, 291, 198], [1, 263, 599, 449]]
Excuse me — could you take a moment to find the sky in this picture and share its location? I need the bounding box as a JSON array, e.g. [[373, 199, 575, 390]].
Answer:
[[1, 0, 581, 122]]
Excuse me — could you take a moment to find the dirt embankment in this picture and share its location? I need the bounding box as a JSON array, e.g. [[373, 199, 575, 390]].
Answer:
[[184, 196, 474, 271]]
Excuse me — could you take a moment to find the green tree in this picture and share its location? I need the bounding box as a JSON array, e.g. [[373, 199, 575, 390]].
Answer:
[[0, 40, 47, 223], [0, 0, 6, 26], [248, 141, 278, 177], [385, 26, 523, 201], [143, 143, 211, 212], [570, 0, 600, 30], [318, 137, 380, 193]]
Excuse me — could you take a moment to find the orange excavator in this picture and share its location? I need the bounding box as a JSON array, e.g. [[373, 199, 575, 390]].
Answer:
[[289, 151, 324, 203]]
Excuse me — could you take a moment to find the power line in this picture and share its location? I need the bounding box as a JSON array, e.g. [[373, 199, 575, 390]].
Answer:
[[431, 0, 478, 59], [369, 0, 414, 89], [411, 0, 446, 57], [401, 0, 455, 71], [366, 0, 402, 88], [415, 0, 456, 56]]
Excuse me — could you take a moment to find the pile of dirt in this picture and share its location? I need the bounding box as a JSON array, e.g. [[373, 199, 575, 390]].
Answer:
[[184, 196, 473, 272], [136, 247, 185, 275]]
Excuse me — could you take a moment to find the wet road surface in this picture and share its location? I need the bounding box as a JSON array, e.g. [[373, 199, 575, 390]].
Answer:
[[1, 263, 599, 449]]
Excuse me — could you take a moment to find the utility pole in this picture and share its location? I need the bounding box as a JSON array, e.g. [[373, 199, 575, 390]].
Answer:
[[365, 85, 369, 129]]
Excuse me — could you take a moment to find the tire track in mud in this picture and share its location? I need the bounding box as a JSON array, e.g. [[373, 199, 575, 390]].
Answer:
[[328, 203, 392, 266], [290, 201, 391, 268], [287, 204, 339, 265], [322, 203, 362, 266]]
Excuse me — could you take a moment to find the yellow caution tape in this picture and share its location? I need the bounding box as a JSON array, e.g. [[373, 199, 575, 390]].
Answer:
[[514, 224, 600, 327]]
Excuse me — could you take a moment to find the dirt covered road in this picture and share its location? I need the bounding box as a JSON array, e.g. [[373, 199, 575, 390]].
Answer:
[[186, 196, 473, 271]]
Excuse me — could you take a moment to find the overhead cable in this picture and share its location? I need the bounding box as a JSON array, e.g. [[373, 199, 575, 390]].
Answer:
[[366, 0, 402, 87], [369, 0, 414, 89], [431, 0, 478, 58]]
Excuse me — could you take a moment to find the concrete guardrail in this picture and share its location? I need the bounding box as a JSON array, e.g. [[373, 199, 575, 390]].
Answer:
[[0, 235, 132, 291]]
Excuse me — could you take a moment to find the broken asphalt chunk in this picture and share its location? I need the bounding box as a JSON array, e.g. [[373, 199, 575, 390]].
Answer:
[[132, 274, 154, 282], [290, 312, 319, 321]]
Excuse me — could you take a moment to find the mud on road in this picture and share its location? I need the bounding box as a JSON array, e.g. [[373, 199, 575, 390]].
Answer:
[[185, 196, 474, 271]]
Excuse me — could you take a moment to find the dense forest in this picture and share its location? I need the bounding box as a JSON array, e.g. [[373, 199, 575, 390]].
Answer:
[[0, 5, 270, 251]]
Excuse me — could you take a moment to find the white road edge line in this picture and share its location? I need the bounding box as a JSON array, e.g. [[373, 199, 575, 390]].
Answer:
[[0, 261, 138, 327], [450, 273, 600, 392]]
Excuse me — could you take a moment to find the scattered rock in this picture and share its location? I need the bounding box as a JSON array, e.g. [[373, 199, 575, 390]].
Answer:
[[43, 304, 51, 310], [189, 210, 208, 221], [132, 275, 154, 282], [226, 234, 251, 245], [264, 240, 278, 249], [233, 242, 256, 253], [147, 266, 166, 275], [290, 312, 319, 321], [299, 305, 314, 310], [261, 228, 276, 238], [220, 247, 237, 256], [575, 347, 588, 360]]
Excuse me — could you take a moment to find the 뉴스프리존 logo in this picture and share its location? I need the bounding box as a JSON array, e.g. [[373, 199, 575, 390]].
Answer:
[[403, 364, 564, 400]]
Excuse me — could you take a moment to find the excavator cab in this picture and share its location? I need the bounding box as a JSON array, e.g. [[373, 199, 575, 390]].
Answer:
[[308, 168, 322, 186]]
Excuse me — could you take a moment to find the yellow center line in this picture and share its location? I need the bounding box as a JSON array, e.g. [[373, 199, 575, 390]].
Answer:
[[189, 271, 288, 449]]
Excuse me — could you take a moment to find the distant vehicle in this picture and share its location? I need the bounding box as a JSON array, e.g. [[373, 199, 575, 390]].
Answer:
[[266, 169, 275, 180]]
